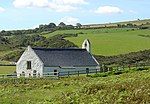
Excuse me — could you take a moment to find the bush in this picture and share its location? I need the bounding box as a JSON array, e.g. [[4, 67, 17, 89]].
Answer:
[[112, 70, 123, 75], [89, 72, 109, 78], [136, 67, 149, 71]]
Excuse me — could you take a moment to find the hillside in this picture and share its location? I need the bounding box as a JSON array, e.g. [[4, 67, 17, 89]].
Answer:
[[0, 34, 78, 64], [0, 69, 150, 103], [82, 19, 150, 28], [0, 19, 150, 65], [43, 28, 150, 55]]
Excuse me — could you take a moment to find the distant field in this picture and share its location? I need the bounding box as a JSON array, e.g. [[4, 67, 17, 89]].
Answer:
[[117, 19, 150, 25], [44, 28, 150, 55], [0, 66, 16, 74], [82, 19, 150, 28]]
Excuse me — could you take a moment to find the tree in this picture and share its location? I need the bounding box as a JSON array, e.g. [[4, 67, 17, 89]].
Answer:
[[58, 22, 66, 27], [76, 23, 82, 28], [48, 23, 56, 28], [66, 25, 74, 29]]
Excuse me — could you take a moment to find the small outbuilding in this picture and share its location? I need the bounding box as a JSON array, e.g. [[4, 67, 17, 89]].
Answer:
[[16, 39, 100, 77]]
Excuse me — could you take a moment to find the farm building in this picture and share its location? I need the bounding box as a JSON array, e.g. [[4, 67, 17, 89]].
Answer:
[[16, 39, 100, 77]]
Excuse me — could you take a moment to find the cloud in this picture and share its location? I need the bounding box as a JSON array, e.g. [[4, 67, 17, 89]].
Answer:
[[129, 10, 138, 14], [13, 0, 87, 12], [0, 7, 5, 13], [53, 0, 88, 5], [95, 6, 123, 14], [59, 17, 79, 25], [13, 0, 49, 8], [49, 2, 76, 12]]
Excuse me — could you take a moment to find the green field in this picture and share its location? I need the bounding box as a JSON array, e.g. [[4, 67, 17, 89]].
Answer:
[[44, 28, 150, 55], [0, 66, 16, 74], [0, 69, 149, 104]]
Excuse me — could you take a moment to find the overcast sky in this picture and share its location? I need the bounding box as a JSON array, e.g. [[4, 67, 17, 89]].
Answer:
[[0, 0, 150, 30]]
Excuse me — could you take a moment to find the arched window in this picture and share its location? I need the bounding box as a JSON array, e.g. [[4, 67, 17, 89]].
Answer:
[[84, 42, 87, 47]]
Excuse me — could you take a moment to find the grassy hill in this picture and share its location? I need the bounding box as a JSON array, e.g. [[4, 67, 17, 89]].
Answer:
[[0, 19, 150, 64], [44, 28, 150, 55], [117, 19, 150, 25], [0, 69, 149, 103], [82, 19, 150, 28]]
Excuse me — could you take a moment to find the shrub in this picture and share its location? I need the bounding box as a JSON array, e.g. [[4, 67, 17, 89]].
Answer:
[[136, 67, 149, 71], [112, 70, 123, 75]]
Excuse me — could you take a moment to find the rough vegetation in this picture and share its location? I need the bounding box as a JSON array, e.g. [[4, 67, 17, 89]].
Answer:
[[95, 49, 150, 65], [0, 34, 78, 62], [0, 69, 150, 103]]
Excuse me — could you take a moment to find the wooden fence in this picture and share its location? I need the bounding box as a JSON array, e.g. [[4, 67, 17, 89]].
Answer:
[[100, 63, 150, 72], [0, 63, 149, 79], [0, 69, 100, 79]]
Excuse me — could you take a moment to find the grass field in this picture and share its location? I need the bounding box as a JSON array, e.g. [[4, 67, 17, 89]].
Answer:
[[0, 69, 149, 104], [43, 28, 150, 55], [0, 66, 16, 74]]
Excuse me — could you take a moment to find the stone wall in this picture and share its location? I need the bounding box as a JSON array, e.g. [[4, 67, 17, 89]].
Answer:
[[16, 46, 44, 77]]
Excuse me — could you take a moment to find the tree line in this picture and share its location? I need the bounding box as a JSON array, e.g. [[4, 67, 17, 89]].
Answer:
[[0, 22, 82, 36]]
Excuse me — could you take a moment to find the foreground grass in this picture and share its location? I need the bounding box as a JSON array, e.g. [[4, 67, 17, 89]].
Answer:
[[0, 66, 16, 74], [0, 69, 150, 104]]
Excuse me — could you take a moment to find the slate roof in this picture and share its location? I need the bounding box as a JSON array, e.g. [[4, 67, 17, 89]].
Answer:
[[32, 47, 99, 67]]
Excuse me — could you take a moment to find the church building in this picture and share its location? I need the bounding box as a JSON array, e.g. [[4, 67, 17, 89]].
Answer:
[[16, 39, 100, 77]]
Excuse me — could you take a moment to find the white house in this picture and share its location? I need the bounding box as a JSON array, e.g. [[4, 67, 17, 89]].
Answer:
[[16, 39, 100, 77]]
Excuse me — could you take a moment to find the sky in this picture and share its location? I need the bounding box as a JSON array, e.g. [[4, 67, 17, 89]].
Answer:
[[0, 0, 150, 30]]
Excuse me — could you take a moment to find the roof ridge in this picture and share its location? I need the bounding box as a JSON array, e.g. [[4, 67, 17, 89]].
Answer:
[[32, 47, 86, 51]]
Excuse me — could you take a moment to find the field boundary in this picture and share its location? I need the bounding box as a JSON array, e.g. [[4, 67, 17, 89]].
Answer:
[[0, 69, 100, 79], [0, 63, 150, 79]]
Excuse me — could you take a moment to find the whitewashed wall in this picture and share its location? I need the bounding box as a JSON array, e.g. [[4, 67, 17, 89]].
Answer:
[[82, 39, 91, 53], [16, 46, 44, 77]]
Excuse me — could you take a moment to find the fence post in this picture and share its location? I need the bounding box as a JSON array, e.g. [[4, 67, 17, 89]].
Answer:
[[103, 64, 105, 72], [57, 72, 59, 78], [86, 70, 88, 76], [78, 71, 79, 76], [68, 71, 69, 77], [96, 69, 97, 74], [128, 64, 131, 70], [100, 65, 102, 73]]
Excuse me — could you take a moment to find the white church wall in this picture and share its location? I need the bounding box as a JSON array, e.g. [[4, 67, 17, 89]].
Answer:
[[16, 46, 44, 78], [82, 39, 91, 53]]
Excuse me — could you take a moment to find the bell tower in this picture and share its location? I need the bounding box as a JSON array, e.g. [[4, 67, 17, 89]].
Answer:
[[82, 39, 91, 53]]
